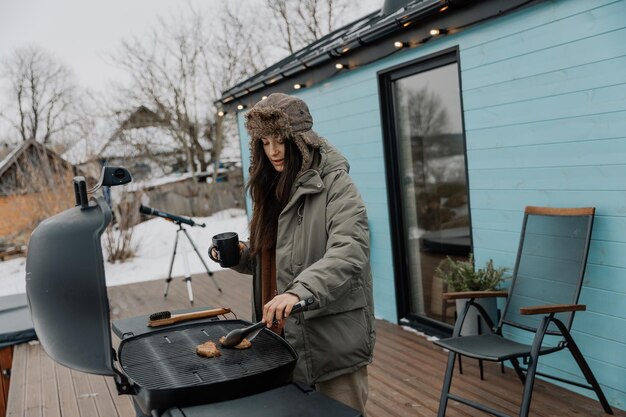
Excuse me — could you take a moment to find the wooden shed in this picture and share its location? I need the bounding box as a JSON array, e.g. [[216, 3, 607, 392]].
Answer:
[[0, 139, 75, 251]]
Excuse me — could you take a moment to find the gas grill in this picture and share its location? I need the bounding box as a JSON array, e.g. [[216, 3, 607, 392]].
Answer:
[[118, 320, 296, 414], [25, 169, 361, 417]]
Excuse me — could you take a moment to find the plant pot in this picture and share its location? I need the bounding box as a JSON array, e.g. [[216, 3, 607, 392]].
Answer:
[[455, 297, 498, 336]]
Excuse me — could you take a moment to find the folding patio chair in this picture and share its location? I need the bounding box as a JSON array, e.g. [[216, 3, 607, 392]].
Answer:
[[435, 206, 613, 417]]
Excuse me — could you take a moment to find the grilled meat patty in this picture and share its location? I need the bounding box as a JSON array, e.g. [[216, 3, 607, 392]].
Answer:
[[196, 340, 221, 357]]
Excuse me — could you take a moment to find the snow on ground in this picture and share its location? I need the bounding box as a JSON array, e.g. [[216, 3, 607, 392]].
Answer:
[[401, 325, 440, 342], [0, 208, 249, 297]]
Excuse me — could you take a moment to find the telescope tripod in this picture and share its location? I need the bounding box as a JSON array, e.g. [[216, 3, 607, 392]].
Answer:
[[164, 222, 222, 304]]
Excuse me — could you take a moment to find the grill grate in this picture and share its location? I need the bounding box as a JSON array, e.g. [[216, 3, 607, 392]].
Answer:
[[119, 321, 296, 390]]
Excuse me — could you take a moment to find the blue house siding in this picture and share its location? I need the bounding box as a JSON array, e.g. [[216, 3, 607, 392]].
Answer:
[[235, 0, 626, 408], [460, 0, 626, 408]]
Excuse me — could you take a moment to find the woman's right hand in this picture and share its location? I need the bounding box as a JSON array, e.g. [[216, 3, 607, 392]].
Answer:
[[263, 292, 300, 328]]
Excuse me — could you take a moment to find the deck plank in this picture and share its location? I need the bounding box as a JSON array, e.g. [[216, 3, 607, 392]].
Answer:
[[5, 269, 626, 417], [24, 344, 42, 417], [40, 347, 60, 417], [54, 362, 79, 417], [6, 343, 26, 417], [70, 369, 98, 417], [87, 373, 120, 417]]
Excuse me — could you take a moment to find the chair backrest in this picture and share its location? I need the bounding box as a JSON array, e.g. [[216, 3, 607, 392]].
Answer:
[[499, 206, 595, 336]]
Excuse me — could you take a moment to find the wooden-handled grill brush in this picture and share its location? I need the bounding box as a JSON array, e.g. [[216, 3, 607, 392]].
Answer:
[[148, 307, 231, 327]]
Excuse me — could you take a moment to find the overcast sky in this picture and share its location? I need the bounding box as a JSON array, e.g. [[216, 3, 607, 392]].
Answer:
[[0, 0, 221, 91], [0, 0, 382, 93]]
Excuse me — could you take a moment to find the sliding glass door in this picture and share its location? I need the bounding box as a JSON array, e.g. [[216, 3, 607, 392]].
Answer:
[[379, 50, 471, 332]]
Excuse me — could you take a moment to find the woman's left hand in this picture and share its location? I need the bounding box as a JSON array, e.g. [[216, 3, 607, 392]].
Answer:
[[263, 293, 300, 328]]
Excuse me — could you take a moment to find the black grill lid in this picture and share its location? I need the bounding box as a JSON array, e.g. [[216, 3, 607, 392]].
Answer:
[[25, 197, 115, 376]]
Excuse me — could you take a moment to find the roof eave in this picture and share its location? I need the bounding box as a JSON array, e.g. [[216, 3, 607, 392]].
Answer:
[[218, 0, 545, 112]]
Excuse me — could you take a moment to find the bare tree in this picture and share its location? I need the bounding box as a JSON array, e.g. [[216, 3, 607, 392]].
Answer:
[[211, 4, 270, 94], [265, 0, 358, 54], [103, 191, 140, 263], [110, 5, 269, 180], [407, 88, 448, 138], [108, 1, 381, 178], [207, 3, 271, 182], [110, 8, 218, 175], [0, 45, 81, 145]]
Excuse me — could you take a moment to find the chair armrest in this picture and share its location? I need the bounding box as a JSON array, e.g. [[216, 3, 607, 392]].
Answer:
[[520, 304, 586, 315], [442, 291, 508, 300]]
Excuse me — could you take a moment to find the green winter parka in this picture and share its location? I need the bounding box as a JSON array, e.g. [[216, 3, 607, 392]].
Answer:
[[234, 140, 375, 385]]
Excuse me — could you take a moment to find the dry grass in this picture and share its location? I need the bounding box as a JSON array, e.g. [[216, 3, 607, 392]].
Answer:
[[103, 192, 141, 262]]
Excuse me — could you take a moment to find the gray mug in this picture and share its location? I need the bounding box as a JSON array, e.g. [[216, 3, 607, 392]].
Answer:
[[211, 232, 239, 267]]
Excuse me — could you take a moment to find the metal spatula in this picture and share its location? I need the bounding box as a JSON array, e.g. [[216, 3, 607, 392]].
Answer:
[[221, 297, 313, 347]]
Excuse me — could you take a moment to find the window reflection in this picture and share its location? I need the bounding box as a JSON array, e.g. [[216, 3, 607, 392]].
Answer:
[[392, 62, 470, 325]]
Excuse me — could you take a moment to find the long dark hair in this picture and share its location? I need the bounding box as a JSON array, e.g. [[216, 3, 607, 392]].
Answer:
[[247, 138, 303, 255]]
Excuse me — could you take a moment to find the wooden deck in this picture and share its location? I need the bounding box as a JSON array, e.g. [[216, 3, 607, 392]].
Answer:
[[6, 269, 624, 417]]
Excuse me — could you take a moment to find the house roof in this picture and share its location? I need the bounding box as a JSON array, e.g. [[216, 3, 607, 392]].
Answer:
[[0, 144, 13, 162], [0, 139, 72, 180], [63, 106, 172, 165], [218, 0, 542, 111]]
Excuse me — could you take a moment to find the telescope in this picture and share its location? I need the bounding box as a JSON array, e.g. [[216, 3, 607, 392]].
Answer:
[[138, 204, 218, 303], [139, 205, 206, 228]]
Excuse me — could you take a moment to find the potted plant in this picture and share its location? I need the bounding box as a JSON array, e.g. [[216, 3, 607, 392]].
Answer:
[[435, 254, 506, 336]]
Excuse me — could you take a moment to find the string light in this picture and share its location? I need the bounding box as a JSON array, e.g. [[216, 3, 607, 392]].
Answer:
[[217, 110, 225, 117], [237, 104, 245, 110], [261, 96, 268, 100], [429, 28, 448, 36], [219, 1, 519, 105]]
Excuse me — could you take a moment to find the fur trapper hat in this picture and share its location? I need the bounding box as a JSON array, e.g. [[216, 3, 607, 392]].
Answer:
[[245, 93, 323, 175]]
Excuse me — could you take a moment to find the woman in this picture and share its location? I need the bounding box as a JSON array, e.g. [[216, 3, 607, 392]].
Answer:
[[216, 93, 375, 415]]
